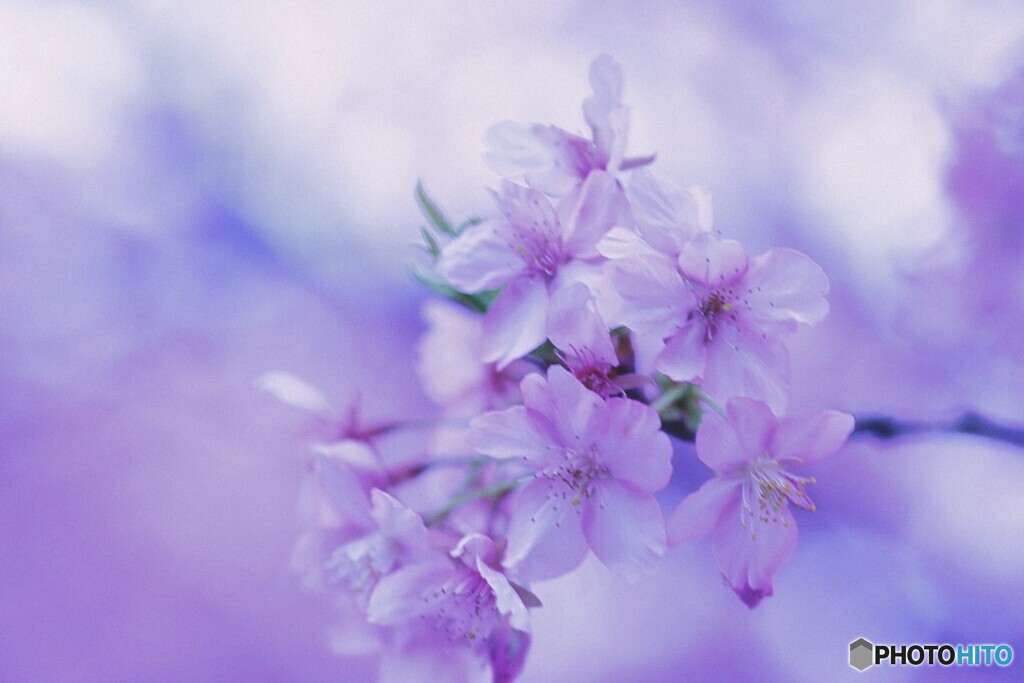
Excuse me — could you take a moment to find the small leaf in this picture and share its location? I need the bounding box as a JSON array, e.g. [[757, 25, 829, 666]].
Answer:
[[524, 340, 560, 366], [420, 225, 440, 258], [410, 266, 494, 314], [457, 216, 485, 232], [415, 181, 456, 236]]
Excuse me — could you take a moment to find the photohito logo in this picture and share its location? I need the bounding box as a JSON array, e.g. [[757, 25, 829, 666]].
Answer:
[[849, 637, 1014, 671]]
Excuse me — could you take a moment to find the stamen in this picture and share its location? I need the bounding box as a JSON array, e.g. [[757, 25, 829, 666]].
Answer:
[[739, 457, 816, 538], [557, 346, 621, 398], [507, 223, 565, 277], [544, 443, 610, 507], [427, 571, 501, 643]]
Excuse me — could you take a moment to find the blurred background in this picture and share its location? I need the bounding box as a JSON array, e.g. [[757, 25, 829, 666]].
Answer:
[[2, 1, 1023, 681]]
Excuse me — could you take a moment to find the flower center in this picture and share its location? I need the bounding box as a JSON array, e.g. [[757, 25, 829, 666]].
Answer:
[[557, 133, 604, 177], [558, 346, 620, 398], [549, 445, 609, 507], [739, 458, 815, 538], [329, 533, 394, 595], [510, 225, 564, 277], [427, 571, 501, 643], [696, 288, 739, 341]]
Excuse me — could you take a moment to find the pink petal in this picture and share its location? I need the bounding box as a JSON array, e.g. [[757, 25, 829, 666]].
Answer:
[[312, 440, 380, 471], [315, 454, 373, 527], [583, 480, 666, 582], [725, 397, 778, 460], [677, 234, 749, 288], [654, 319, 707, 382], [587, 54, 623, 110], [601, 255, 688, 338], [366, 561, 453, 625], [583, 54, 624, 164], [484, 121, 550, 178], [602, 106, 630, 174], [520, 366, 602, 448], [619, 152, 657, 171], [484, 121, 592, 196], [694, 409, 753, 472], [492, 181, 561, 243], [370, 489, 428, 543], [416, 300, 488, 411], [551, 257, 605, 297], [561, 171, 622, 258], [702, 323, 789, 412], [690, 186, 714, 233], [666, 476, 741, 545], [712, 501, 798, 608], [488, 626, 531, 683], [626, 169, 710, 256], [481, 276, 549, 369], [546, 282, 616, 365], [595, 226, 661, 260], [476, 559, 530, 632], [450, 532, 498, 565], [746, 248, 830, 329], [469, 405, 557, 465], [504, 478, 589, 581], [436, 219, 525, 293], [258, 371, 332, 416], [771, 410, 855, 466], [590, 397, 672, 492]]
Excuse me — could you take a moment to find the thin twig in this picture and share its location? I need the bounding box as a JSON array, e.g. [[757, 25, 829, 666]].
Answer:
[[661, 411, 1024, 449], [426, 476, 529, 526], [852, 412, 1024, 448]]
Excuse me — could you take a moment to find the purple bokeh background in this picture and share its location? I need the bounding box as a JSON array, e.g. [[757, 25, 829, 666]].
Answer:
[[2, 2, 1023, 681]]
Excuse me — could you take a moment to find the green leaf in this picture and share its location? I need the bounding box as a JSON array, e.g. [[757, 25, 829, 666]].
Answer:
[[457, 216, 485, 232], [410, 267, 495, 314], [420, 225, 440, 258], [524, 340, 560, 366], [415, 181, 456, 236]]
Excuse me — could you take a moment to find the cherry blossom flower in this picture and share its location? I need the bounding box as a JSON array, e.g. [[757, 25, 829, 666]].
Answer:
[[367, 533, 538, 648], [259, 374, 411, 590], [326, 489, 438, 603], [258, 371, 385, 469], [290, 452, 385, 592], [602, 233, 829, 409], [436, 171, 624, 368], [667, 398, 854, 607], [469, 366, 673, 581], [485, 55, 654, 196], [373, 617, 529, 683], [545, 281, 625, 397], [263, 52, 865, 680]]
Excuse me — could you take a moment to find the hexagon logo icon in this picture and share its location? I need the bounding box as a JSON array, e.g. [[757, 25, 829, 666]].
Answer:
[[850, 637, 874, 671]]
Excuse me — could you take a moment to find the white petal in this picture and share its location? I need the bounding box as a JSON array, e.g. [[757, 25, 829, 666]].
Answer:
[[477, 558, 531, 632], [258, 372, 331, 415], [481, 277, 550, 369], [436, 220, 525, 293], [596, 226, 661, 260]]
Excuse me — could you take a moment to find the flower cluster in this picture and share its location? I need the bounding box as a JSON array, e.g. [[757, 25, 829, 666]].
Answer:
[[265, 55, 854, 680]]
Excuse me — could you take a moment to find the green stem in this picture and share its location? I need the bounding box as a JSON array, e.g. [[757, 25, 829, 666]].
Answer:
[[695, 388, 727, 417], [426, 476, 528, 526], [420, 455, 498, 471], [651, 382, 691, 415]]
